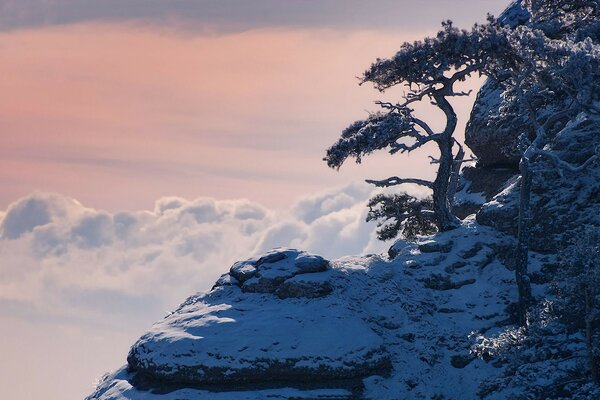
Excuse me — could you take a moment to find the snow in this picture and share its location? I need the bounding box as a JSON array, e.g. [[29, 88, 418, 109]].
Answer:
[[129, 287, 387, 372], [88, 218, 530, 399]]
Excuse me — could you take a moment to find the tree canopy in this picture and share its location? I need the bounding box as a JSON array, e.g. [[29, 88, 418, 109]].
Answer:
[[324, 20, 514, 236]]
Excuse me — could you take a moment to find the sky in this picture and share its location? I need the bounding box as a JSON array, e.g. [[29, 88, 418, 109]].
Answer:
[[0, 1, 509, 399]]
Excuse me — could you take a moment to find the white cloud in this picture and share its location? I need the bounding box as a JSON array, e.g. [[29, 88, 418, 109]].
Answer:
[[0, 184, 395, 400], [0, 184, 389, 326]]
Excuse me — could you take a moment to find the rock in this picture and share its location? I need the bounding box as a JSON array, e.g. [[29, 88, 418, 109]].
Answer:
[[295, 254, 329, 274], [477, 113, 600, 253], [459, 243, 484, 259], [121, 249, 390, 391], [89, 367, 356, 400], [464, 80, 526, 167], [126, 284, 391, 387], [212, 273, 239, 289], [241, 259, 297, 294], [87, 222, 521, 400], [460, 166, 518, 201], [476, 179, 520, 237], [418, 240, 454, 253], [388, 238, 411, 259], [450, 354, 475, 369], [226, 249, 333, 296], [230, 261, 258, 283], [454, 165, 517, 222], [241, 274, 281, 294], [421, 274, 476, 291], [275, 272, 333, 299], [496, 0, 530, 28], [444, 261, 468, 274]]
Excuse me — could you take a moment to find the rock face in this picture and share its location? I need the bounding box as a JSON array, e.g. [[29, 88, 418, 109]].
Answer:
[[465, 80, 528, 167], [119, 249, 390, 397], [88, 224, 523, 400], [452, 165, 518, 220], [477, 113, 600, 253], [463, 1, 530, 167]]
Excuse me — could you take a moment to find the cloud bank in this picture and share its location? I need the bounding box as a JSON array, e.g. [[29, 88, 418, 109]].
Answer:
[[0, 184, 387, 327], [0, 185, 394, 400]]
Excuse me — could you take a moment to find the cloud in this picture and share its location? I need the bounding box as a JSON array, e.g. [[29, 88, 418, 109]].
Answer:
[[0, 184, 388, 328], [0, 1, 509, 33], [0, 192, 84, 239], [0, 186, 392, 400]]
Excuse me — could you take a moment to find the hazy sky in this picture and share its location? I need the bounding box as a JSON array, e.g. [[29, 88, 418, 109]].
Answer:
[[0, 0, 508, 212], [0, 1, 510, 400]]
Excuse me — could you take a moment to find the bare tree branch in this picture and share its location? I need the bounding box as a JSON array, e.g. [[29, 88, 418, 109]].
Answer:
[[451, 89, 474, 97], [536, 148, 598, 176], [365, 177, 434, 189], [390, 133, 441, 154], [412, 118, 436, 136]]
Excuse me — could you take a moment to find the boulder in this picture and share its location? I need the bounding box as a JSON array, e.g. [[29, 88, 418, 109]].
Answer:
[[464, 80, 526, 167], [127, 284, 390, 387], [220, 249, 331, 296], [275, 272, 333, 299], [229, 261, 258, 283], [125, 249, 390, 389], [388, 238, 411, 259], [418, 240, 454, 254]]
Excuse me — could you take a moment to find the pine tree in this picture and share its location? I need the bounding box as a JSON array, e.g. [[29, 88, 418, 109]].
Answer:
[[324, 21, 511, 236]]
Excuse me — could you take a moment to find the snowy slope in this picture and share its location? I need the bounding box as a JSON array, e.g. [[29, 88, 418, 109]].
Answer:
[[88, 218, 534, 399]]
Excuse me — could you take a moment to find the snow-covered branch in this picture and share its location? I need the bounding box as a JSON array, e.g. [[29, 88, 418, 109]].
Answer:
[[536, 148, 598, 176], [365, 177, 434, 189]]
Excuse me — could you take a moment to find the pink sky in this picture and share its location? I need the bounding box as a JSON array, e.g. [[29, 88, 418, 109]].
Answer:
[[0, 21, 488, 212]]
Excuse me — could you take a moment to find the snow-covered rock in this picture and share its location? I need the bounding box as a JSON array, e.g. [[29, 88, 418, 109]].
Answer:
[[477, 113, 600, 253], [124, 249, 390, 390], [88, 222, 524, 399], [230, 249, 330, 296], [465, 80, 528, 167], [463, 1, 530, 167]]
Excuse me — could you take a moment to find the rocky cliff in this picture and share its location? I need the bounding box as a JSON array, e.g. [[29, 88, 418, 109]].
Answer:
[[87, 1, 600, 398], [86, 105, 600, 398], [87, 222, 521, 399]]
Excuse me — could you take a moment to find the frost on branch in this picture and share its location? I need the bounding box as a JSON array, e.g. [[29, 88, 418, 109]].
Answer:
[[324, 111, 415, 169]]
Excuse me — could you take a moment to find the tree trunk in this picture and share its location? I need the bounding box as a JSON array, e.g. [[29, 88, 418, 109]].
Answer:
[[515, 156, 533, 326], [433, 136, 460, 231], [447, 144, 465, 207], [585, 287, 599, 384], [432, 92, 461, 231]]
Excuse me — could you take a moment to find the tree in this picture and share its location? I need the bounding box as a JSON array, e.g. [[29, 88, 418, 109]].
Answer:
[[524, 0, 600, 39], [324, 21, 510, 235], [366, 193, 436, 241], [553, 226, 600, 384], [487, 15, 600, 326]]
